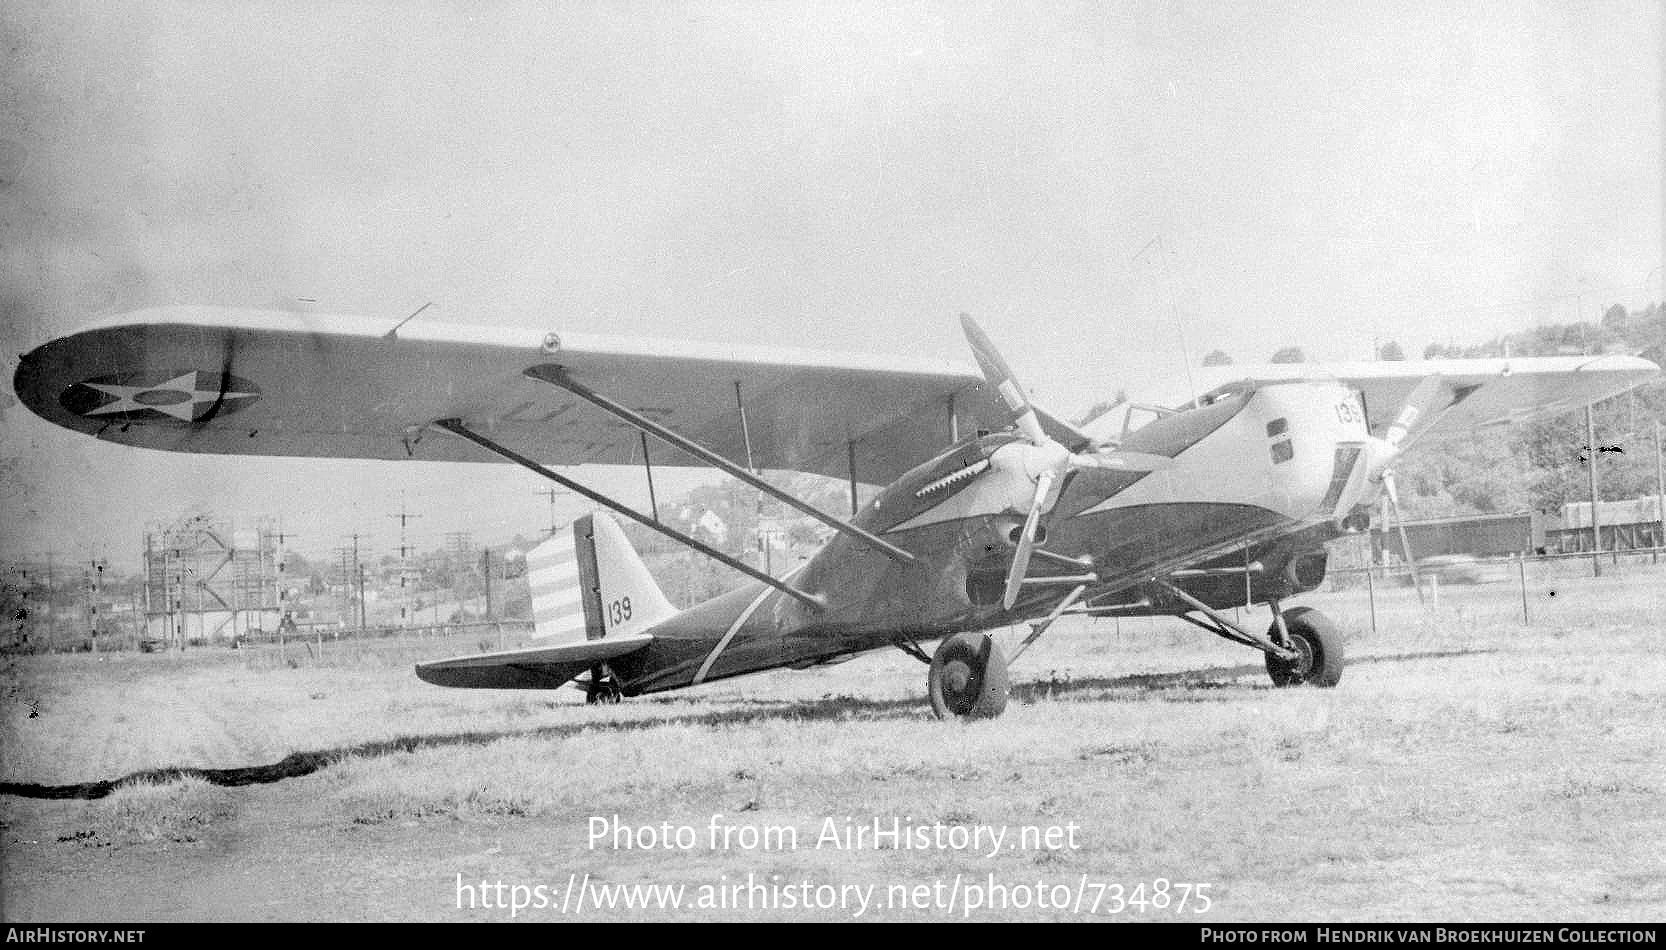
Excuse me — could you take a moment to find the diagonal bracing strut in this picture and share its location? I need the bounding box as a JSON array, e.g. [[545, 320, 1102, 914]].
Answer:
[[524, 364, 915, 564], [433, 418, 824, 611]]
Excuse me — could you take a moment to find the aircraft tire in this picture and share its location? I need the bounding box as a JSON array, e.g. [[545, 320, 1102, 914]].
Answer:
[[1264, 607, 1344, 688], [928, 633, 1009, 720]]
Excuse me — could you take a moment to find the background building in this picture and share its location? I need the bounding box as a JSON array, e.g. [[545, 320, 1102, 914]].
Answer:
[[144, 514, 281, 644]]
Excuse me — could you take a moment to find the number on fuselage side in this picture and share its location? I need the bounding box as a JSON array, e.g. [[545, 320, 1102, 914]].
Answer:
[[607, 596, 633, 628], [1334, 395, 1364, 427]]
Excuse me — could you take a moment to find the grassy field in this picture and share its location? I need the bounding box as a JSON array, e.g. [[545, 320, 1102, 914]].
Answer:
[[2, 566, 1663, 921]]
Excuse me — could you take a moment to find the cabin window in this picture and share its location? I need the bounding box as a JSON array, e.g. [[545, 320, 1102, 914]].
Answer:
[[1266, 418, 1288, 437], [1270, 440, 1294, 464]]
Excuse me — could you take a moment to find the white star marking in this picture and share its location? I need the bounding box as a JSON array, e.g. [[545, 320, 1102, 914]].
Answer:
[[82, 371, 257, 421]]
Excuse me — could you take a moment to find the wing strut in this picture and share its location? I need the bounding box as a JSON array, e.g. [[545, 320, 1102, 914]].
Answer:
[[524, 364, 916, 564], [638, 431, 659, 520], [846, 440, 859, 516], [433, 418, 825, 612]]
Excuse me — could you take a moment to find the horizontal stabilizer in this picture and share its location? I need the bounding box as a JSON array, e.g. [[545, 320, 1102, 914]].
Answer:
[[414, 633, 653, 690]]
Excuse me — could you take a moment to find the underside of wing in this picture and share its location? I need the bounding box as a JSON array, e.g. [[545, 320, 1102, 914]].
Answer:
[[12, 307, 1056, 484], [414, 632, 654, 690], [1195, 355, 1659, 441]]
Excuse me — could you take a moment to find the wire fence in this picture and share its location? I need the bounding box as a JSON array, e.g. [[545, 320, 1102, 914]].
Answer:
[[1316, 547, 1666, 635], [13, 547, 1666, 660]]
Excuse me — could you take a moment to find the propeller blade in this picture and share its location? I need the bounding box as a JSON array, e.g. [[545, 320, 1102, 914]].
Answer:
[[1002, 469, 1055, 610], [1365, 374, 1455, 487], [960, 313, 1049, 446], [1381, 471, 1425, 604], [1383, 375, 1450, 451]]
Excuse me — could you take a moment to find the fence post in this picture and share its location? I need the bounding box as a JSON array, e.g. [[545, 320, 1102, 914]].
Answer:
[[1365, 565, 1377, 635], [1517, 553, 1529, 625]]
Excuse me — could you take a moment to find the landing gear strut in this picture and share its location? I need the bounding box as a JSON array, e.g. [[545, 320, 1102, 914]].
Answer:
[[1152, 577, 1345, 689], [927, 633, 1009, 720]]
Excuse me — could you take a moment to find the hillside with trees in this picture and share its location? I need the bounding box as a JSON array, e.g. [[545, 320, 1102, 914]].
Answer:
[[1389, 302, 1665, 518]]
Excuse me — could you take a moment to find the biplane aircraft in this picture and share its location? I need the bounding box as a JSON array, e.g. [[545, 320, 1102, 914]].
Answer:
[[14, 308, 1658, 717]]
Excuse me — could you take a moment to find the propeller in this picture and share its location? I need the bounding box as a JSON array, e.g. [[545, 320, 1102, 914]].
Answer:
[[1363, 374, 1455, 603], [1379, 467, 1424, 603], [961, 313, 1053, 447], [958, 314, 1169, 610], [1005, 468, 1055, 609]]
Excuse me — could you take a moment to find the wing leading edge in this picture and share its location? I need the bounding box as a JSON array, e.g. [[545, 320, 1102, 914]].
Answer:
[[1192, 355, 1659, 442], [22, 309, 1653, 483], [13, 307, 1028, 484]]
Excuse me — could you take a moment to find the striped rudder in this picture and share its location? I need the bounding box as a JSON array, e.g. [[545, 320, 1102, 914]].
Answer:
[[526, 512, 678, 641], [526, 520, 590, 640]]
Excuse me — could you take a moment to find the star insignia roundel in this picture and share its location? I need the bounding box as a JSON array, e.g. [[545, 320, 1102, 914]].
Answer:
[[59, 370, 261, 423]]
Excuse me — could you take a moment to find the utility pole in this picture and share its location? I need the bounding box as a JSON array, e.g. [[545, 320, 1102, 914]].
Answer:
[[87, 557, 104, 653], [275, 523, 298, 632], [1577, 289, 1600, 578], [534, 488, 569, 536], [333, 533, 369, 630], [389, 499, 421, 627], [1585, 405, 1601, 577], [340, 532, 369, 582], [1655, 420, 1664, 559], [333, 545, 353, 628], [445, 531, 473, 624], [142, 533, 152, 643]]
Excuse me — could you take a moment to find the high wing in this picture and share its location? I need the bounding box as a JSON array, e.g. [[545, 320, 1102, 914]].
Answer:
[[1191, 355, 1659, 444], [415, 633, 654, 690], [13, 307, 1080, 484]]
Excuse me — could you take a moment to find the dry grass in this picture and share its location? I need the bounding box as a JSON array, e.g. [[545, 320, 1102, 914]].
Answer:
[[2, 564, 1663, 919], [57, 775, 237, 847]]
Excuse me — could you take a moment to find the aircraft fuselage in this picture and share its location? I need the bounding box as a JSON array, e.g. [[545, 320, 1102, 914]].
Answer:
[[610, 381, 1374, 694]]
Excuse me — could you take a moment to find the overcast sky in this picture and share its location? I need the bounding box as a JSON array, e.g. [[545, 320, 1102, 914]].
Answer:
[[2, 0, 1660, 569]]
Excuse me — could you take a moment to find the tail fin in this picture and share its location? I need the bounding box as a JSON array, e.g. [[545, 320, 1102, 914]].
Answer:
[[526, 512, 677, 641]]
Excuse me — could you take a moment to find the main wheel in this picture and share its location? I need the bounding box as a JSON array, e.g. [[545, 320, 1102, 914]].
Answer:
[[1264, 607, 1344, 688], [928, 633, 1009, 719], [585, 665, 624, 704]]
